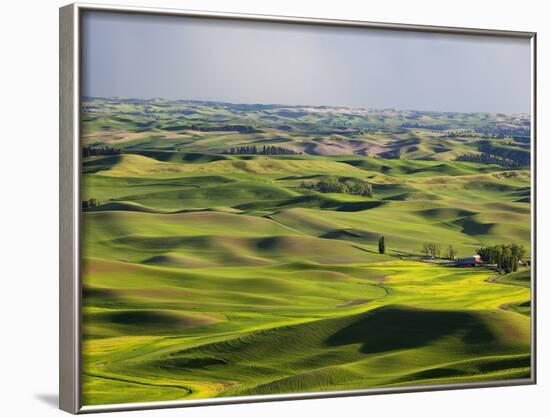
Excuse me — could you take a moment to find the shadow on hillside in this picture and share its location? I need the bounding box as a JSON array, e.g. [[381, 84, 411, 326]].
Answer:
[[326, 305, 496, 354]]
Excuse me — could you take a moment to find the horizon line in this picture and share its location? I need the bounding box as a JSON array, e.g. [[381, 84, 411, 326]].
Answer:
[[82, 95, 531, 117]]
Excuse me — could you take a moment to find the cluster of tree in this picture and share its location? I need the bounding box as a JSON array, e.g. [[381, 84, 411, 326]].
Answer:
[[422, 242, 441, 258], [400, 123, 451, 131], [361, 127, 380, 134], [478, 141, 530, 166], [308, 128, 359, 136], [301, 176, 373, 197], [167, 109, 197, 115], [455, 152, 523, 168], [163, 124, 260, 133], [82, 198, 100, 209], [444, 131, 483, 139], [421, 243, 457, 260], [82, 146, 121, 157], [225, 145, 299, 155], [477, 243, 526, 273], [400, 122, 424, 128], [475, 126, 530, 139]]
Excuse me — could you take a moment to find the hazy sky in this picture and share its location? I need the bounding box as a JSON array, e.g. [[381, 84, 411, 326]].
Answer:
[[82, 12, 531, 113]]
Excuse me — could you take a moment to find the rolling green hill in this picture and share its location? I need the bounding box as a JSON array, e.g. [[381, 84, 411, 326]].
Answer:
[[80, 98, 532, 406]]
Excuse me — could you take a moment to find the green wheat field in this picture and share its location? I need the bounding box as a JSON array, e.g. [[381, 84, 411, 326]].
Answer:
[[80, 98, 532, 405]]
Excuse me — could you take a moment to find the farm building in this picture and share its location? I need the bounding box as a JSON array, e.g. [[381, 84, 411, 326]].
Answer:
[[456, 255, 482, 267]]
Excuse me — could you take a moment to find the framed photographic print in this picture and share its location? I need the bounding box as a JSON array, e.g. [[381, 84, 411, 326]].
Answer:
[[59, 3, 537, 414]]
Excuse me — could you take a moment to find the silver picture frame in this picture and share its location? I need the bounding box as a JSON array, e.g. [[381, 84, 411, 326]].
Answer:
[[60, 3, 537, 414]]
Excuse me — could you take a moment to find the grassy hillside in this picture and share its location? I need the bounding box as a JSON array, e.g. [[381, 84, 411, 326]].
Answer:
[[80, 98, 532, 406], [82, 98, 530, 162]]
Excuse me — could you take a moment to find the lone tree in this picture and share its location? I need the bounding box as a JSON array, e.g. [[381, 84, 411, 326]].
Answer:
[[378, 236, 385, 254], [446, 245, 457, 260], [434, 243, 442, 258], [422, 242, 430, 257]]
